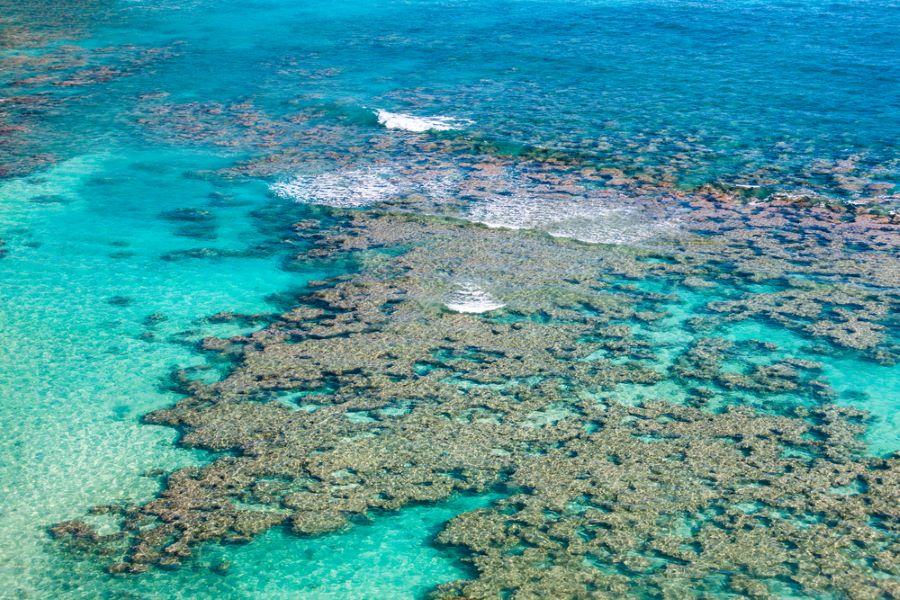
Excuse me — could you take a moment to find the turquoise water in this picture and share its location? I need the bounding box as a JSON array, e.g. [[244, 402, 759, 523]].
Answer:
[[0, 147, 491, 597], [1, 0, 898, 597]]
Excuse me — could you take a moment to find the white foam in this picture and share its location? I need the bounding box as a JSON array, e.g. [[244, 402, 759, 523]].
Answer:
[[465, 189, 679, 245], [271, 164, 678, 246], [375, 109, 472, 133], [270, 168, 400, 207], [444, 283, 505, 314]]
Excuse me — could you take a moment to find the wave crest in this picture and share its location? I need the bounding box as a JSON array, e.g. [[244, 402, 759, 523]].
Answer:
[[375, 109, 472, 133]]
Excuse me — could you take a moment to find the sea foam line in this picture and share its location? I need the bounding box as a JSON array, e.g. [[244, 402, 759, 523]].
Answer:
[[270, 164, 678, 246], [465, 192, 680, 246], [270, 168, 400, 207]]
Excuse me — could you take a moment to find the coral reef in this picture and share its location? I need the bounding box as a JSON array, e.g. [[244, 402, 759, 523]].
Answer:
[[53, 206, 898, 597]]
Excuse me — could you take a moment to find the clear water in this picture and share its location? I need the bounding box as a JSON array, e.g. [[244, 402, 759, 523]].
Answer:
[[1, 0, 898, 597]]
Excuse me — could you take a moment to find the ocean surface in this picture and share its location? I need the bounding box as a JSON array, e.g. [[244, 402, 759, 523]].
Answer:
[[0, 0, 898, 598]]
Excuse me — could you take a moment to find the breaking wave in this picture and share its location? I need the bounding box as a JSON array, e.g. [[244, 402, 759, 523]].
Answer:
[[375, 109, 472, 133]]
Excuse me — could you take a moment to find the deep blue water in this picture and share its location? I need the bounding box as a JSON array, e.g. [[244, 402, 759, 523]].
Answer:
[[5, 0, 900, 195]]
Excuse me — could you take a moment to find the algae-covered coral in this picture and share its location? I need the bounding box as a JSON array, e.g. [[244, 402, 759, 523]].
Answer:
[[53, 198, 898, 597]]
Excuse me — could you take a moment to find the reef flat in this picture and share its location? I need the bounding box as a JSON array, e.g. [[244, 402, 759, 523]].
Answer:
[[54, 187, 899, 597]]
